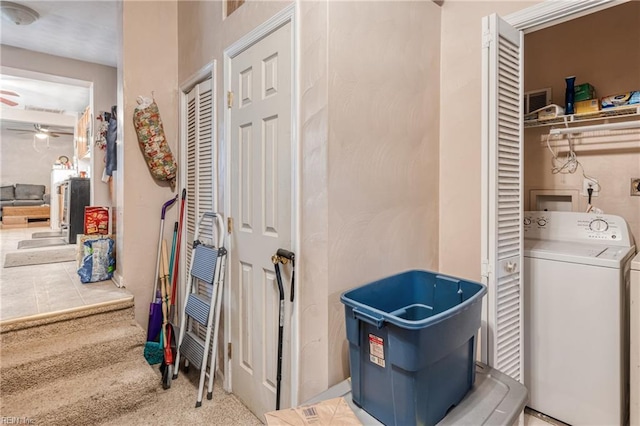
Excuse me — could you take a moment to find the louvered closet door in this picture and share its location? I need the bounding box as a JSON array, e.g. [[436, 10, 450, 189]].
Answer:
[[481, 14, 523, 382], [184, 78, 216, 338]]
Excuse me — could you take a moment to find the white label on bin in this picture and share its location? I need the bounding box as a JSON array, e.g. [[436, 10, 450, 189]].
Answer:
[[369, 334, 385, 368]]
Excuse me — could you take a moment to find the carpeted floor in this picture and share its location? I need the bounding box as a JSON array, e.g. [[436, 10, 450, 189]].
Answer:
[[0, 300, 262, 425], [103, 368, 263, 425], [17, 238, 69, 249], [4, 245, 77, 268]]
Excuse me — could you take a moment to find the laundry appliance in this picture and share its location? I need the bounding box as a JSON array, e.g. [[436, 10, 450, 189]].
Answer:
[[524, 211, 635, 426], [631, 251, 640, 426]]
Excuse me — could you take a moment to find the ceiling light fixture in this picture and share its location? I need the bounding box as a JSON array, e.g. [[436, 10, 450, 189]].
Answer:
[[33, 133, 50, 152], [1, 1, 39, 26]]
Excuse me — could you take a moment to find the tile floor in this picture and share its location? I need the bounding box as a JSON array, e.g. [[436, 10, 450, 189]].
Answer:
[[0, 225, 131, 322]]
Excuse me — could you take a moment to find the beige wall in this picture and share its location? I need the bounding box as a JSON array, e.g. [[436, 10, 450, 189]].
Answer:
[[524, 2, 640, 240], [176, 0, 441, 404], [326, 0, 441, 386], [121, 0, 179, 326], [0, 131, 74, 191], [298, 0, 331, 401], [0, 45, 117, 209], [439, 1, 537, 281]]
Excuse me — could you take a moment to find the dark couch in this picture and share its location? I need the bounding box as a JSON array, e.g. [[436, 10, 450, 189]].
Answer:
[[0, 184, 50, 219]]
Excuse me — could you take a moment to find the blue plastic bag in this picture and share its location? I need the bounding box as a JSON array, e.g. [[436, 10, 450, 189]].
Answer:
[[77, 237, 115, 283]]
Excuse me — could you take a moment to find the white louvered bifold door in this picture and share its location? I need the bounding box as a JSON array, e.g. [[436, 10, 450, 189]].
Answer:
[[184, 78, 216, 339], [480, 13, 524, 383]]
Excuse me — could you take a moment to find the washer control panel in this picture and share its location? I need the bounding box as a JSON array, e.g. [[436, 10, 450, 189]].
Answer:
[[523, 211, 632, 246]]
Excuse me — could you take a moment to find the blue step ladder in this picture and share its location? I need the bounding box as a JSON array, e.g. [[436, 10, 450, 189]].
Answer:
[[173, 212, 226, 407]]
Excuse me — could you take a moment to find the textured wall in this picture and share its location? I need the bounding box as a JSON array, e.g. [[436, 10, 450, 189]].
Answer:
[[121, 0, 179, 328], [298, 0, 330, 402], [326, 0, 441, 386], [523, 2, 640, 240]]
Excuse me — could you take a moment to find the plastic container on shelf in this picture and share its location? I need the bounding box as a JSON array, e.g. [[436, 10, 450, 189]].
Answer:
[[341, 270, 487, 426], [565, 76, 576, 115]]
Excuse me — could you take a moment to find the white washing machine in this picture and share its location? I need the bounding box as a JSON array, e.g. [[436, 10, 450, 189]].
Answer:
[[524, 211, 635, 426], [632, 252, 640, 426]]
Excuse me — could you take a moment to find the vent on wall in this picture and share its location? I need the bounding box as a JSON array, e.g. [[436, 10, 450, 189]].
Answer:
[[25, 105, 66, 114], [524, 88, 551, 114]]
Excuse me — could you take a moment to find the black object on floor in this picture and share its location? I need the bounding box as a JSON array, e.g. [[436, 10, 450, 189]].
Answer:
[[31, 231, 65, 239], [17, 238, 68, 249]]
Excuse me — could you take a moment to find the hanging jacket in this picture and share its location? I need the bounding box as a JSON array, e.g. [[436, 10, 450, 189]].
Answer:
[[105, 105, 117, 176]]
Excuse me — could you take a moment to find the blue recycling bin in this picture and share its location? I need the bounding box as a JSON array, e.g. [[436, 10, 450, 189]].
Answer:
[[341, 270, 487, 426]]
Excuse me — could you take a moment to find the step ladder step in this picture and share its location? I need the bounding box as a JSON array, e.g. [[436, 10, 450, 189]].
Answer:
[[192, 245, 218, 283], [181, 331, 205, 370], [185, 293, 211, 326]]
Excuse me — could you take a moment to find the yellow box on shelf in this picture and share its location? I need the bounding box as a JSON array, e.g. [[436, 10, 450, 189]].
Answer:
[[575, 99, 600, 115]]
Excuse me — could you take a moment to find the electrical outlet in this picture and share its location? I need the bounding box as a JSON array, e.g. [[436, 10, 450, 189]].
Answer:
[[582, 179, 599, 197], [631, 178, 640, 196]]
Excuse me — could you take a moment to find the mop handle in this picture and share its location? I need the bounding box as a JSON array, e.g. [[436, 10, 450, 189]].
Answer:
[[152, 196, 178, 298], [162, 196, 179, 219]]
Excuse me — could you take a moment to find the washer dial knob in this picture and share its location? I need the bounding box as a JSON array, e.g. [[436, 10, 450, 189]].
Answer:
[[523, 218, 531, 225], [537, 218, 547, 227], [589, 219, 609, 232]]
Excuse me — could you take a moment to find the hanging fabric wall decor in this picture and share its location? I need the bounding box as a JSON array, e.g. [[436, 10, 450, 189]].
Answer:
[[95, 112, 109, 151], [133, 96, 177, 190]]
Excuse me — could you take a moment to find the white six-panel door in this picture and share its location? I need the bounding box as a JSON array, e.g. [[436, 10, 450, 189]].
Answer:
[[228, 21, 293, 418]]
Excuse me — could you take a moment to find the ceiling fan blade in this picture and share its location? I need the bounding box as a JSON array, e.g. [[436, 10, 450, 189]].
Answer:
[[0, 90, 20, 97], [1, 97, 19, 107], [49, 133, 60, 138], [7, 128, 36, 133], [51, 131, 74, 136]]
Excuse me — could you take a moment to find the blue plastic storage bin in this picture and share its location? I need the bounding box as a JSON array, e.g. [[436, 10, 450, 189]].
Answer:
[[341, 269, 487, 426]]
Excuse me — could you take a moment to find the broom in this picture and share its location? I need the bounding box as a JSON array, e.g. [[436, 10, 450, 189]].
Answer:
[[144, 197, 177, 364], [143, 243, 168, 365]]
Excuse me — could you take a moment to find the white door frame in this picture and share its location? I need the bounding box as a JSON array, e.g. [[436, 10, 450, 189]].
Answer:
[[503, 0, 625, 33], [480, 0, 624, 365], [222, 3, 300, 405]]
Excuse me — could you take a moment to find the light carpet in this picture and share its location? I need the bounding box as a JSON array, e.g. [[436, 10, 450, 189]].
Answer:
[[0, 300, 158, 425], [0, 300, 261, 425], [4, 246, 77, 268]]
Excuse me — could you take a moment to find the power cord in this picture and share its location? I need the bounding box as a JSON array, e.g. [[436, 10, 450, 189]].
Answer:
[[545, 130, 601, 192]]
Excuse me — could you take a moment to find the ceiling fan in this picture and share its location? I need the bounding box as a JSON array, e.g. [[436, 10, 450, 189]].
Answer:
[[1, 89, 20, 107], [6, 123, 74, 138]]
